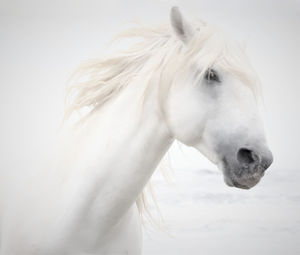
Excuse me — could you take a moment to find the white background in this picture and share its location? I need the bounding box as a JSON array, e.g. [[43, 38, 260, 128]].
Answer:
[[1, 1, 299, 254]]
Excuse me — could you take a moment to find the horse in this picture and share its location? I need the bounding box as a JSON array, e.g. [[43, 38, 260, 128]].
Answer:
[[0, 6, 273, 255]]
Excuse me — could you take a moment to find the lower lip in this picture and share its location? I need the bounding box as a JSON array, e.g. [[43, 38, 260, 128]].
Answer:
[[232, 181, 250, 189]]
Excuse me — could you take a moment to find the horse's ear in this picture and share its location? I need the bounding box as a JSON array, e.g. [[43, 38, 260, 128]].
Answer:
[[170, 6, 194, 44]]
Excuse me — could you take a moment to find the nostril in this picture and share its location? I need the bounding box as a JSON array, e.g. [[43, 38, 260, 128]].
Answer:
[[237, 148, 256, 164]]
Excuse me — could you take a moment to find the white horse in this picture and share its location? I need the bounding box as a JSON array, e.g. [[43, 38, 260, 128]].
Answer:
[[0, 7, 273, 255]]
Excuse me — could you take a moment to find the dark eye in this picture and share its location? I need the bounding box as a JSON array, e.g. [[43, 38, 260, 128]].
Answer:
[[205, 69, 220, 83]]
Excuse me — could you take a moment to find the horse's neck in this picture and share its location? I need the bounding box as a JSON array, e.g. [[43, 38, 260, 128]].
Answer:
[[62, 83, 173, 244]]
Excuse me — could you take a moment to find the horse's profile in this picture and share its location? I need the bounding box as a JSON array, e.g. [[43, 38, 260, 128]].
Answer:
[[0, 7, 273, 255]]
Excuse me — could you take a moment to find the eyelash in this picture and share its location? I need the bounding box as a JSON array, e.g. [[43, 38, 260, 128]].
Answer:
[[204, 69, 220, 83]]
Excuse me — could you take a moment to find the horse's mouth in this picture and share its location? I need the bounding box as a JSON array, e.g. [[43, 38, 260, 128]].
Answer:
[[224, 174, 262, 189], [221, 159, 264, 190], [232, 179, 255, 189]]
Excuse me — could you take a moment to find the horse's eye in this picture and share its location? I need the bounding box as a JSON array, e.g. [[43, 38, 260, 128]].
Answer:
[[204, 69, 220, 83]]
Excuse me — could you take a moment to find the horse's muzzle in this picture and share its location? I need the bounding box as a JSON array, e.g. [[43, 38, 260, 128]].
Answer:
[[221, 146, 273, 189]]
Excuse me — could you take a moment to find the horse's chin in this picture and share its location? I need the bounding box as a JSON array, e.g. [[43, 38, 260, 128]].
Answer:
[[223, 175, 262, 189]]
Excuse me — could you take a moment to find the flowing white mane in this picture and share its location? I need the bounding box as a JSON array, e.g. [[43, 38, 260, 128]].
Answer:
[[65, 23, 259, 121], [63, 22, 260, 224]]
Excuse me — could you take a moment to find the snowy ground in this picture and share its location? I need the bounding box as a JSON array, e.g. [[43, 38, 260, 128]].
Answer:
[[143, 167, 300, 255]]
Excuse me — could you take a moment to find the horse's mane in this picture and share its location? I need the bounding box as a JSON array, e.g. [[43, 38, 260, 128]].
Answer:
[[65, 23, 259, 121], [64, 22, 260, 226], [64, 25, 178, 121]]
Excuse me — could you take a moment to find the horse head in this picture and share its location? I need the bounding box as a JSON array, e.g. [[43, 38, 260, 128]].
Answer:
[[165, 7, 273, 189]]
